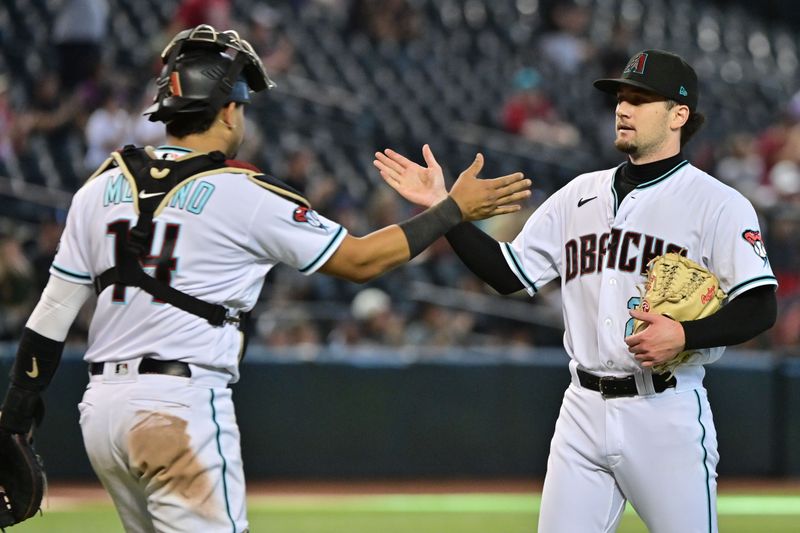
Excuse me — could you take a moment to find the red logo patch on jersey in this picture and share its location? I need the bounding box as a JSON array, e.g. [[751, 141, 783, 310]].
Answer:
[[742, 229, 767, 260], [293, 206, 327, 229], [641, 300, 650, 312]]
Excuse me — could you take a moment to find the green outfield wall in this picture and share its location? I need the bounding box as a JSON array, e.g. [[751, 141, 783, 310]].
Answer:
[[0, 345, 797, 480]]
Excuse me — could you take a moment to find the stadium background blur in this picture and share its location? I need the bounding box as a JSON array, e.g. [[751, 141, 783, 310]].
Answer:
[[0, 0, 800, 483]]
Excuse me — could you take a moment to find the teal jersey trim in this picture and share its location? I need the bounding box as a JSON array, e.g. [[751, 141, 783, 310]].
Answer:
[[156, 145, 193, 153], [210, 389, 236, 532], [51, 263, 92, 281], [727, 275, 778, 299], [694, 390, 713, 533], [299, 225, 346, 273], [634, 160, 689, 189], [501, 242, 537, 292]]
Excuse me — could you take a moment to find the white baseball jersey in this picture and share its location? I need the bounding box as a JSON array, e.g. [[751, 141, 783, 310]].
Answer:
[[502, 159, 776, 389], [51, 146, 347, 381], [501, 159, 776, 533]]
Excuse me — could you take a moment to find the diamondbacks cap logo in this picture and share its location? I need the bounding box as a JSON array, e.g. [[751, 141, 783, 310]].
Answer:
[[623, 52, 648, 75], [293, 206, 327, 229], [679, 86, 688, 97], [742, 229, 767, 261]]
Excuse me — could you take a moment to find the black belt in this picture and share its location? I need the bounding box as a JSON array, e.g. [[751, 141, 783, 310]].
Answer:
[[577, 368, 676, 398], [89, 359, 192, 378]]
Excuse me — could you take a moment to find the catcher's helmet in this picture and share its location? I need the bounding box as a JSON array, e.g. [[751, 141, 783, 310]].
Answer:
[[145, 24, 276, 123]]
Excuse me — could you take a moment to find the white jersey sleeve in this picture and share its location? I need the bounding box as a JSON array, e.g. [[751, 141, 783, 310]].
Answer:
[[501, 191, 565, 296], [704, 192, 777, 301], [247, 193, 347, 275]]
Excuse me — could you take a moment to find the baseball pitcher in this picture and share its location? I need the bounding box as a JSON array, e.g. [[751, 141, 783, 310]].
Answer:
[[376, 50, 778, 533]]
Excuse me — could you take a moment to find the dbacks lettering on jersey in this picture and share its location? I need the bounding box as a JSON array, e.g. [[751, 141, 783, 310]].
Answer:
[[564, 228, 684, 282]]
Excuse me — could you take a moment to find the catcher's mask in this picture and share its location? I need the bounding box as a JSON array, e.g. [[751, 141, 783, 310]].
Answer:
[[145, 24, 276, 123]]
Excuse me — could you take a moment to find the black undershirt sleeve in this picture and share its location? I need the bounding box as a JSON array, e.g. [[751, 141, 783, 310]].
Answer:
[[445, 222, 525, 295], [445, 219, 777, 347], [681, 285, 777, 350]]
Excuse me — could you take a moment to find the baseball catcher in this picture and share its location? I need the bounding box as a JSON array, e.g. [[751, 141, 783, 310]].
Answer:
[[633, 253, 726, 375]]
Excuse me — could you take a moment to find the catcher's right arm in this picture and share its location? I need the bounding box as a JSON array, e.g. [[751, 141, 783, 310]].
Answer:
[[633, 253, 726, 375]]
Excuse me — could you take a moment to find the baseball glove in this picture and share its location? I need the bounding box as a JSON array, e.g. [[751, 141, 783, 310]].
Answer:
[[633, 252, 726, 376], [0, 428, 46, 529]]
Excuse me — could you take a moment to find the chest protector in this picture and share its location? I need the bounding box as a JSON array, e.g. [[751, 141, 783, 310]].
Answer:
[[93, 145, 238, 327]]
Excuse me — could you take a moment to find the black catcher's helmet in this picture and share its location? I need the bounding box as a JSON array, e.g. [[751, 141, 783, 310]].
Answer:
[[145, 24, 275, 122]]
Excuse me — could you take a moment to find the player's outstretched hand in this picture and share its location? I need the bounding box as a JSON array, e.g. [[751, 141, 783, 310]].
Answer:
[[447, 153, 530, 222], [374, 144, 447, 208]]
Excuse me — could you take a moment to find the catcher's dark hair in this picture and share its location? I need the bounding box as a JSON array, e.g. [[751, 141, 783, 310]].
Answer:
[[165, 102, 243, 138], [666, 100, 705, 146]]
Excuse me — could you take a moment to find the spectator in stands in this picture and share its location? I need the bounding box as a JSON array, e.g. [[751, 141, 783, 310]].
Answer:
[[273, 147, 360, 218], [406, 303, 475, 348], [163, 0, 232, 42], [15, 73, 82, 186], [154, 0, 233, 67], [247, 6, 295, 76], [766, 208, 800, 299], [773, 297, 800, 353], [258, 307, 322, 358], [501, 67, 580, 148], [0, 73, 23, 179], [537, 0, 595, 75], [715, 134, 765, 203], [770, 212, 800, 353], [756, 92, 800, 184], [129, 82, 166, 148], [0, 234, 35, 341], [53, 0, 109, 92], [348, 0, 421, 43], [337, 287, 406, 348], [29, 215, 65, 294], [83, 83, 132, 172]]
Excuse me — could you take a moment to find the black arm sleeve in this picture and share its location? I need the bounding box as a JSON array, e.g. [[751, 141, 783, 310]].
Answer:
[[682, 285, 777, 350], [445, 222, 525, 295]]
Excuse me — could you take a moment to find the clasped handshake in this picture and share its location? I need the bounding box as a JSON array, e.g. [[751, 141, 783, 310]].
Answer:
[[374, 144, 532, 221]]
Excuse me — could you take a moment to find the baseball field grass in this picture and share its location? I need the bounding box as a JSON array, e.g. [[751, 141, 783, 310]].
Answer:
[[9, 490, 800, 532]]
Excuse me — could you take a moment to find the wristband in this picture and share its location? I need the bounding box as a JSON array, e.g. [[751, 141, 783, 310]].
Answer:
[[11, 328, 65, 392], [398, 197, 463, 258]]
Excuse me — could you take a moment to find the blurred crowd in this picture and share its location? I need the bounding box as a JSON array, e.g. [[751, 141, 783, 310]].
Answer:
[[0, 0, 798, 356]]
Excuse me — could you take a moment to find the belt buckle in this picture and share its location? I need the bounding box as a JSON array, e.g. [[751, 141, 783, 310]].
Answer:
[[597, 375, 635, 399], [598, 376, 613, 399]]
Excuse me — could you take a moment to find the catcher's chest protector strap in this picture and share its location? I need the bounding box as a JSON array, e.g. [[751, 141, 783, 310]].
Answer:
[[93, 145, 237, 327]]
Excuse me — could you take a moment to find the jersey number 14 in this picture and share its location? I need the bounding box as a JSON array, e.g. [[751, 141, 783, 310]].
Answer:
[[106, 219, 180, 303]]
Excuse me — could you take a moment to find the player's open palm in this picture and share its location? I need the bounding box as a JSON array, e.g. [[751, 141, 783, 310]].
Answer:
[[374, 144, 448, 208], [447, 153, 531, 222]]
